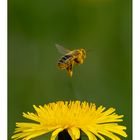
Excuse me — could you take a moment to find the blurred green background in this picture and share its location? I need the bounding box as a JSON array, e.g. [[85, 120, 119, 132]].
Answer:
[[8, 0, 132, 139]]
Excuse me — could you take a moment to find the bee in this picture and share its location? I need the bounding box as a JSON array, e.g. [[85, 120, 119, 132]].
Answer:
[[56, 44, 86, 77]]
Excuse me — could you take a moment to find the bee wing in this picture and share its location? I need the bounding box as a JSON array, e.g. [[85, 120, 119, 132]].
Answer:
[[55, 44, 71, 54]]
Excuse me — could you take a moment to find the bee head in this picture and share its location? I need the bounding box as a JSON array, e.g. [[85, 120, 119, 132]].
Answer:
[[80, 49, 86, 59]]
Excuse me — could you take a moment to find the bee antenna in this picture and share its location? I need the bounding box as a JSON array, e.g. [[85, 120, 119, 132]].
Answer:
[[86, 48, 94, 52]]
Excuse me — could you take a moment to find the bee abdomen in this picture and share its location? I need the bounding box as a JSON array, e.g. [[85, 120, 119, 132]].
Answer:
[[62, 55, 71, 60], [59, 55, 71, 62], [57, 55, 71, 69]]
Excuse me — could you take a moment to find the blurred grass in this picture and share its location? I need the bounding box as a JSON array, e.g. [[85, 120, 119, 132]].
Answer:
[[8, 0, 131, 139]]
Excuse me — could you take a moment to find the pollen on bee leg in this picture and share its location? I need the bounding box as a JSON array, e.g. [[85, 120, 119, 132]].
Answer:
[[66, 70, 73, 77]]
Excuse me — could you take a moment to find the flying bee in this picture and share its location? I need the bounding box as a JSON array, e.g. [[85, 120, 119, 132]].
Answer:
[[56, 44, 86, 77]]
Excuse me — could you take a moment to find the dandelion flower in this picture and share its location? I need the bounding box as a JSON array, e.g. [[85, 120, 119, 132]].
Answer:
[[12, 101, 127, 140]]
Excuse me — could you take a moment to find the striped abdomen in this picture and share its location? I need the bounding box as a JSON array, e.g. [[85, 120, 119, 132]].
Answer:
[[58, 55, 72, 69]]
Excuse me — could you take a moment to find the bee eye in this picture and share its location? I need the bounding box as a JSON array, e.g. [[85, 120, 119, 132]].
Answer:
[[63, 56, 67, 60]]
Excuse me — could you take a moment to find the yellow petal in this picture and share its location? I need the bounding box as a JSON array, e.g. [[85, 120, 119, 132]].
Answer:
[[100, 124, 127, 137], [99, 130, 121, 140], [50, 128, 64, 140], [94, 133, 105, 140], [68, 129, 76, 140], [23, 130, 49, 140], [87, 126, 105, 140], [81, 129, 97, 140], [68, 127, 80, 140]]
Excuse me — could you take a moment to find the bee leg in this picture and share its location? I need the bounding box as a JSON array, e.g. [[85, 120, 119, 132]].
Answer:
[[66, 62, 74, 77], [75, 56, 83, 64]]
